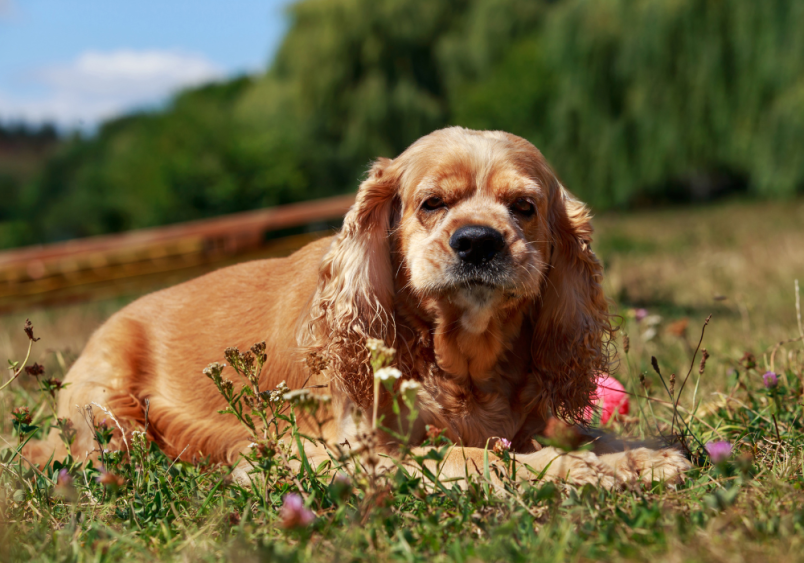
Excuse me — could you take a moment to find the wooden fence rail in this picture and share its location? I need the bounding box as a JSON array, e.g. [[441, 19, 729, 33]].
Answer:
[[0, 194, 355, 313]]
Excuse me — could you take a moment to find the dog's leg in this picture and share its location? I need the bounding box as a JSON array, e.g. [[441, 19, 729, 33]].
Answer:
[[226, 436, 692, 491], [23, 316, 150, 467], [581, 427, 692, 485], [241, 442, 620, 489], [399, 445, 621, 489], [23, 370, 124, 466], [597, 448, 691, 485]]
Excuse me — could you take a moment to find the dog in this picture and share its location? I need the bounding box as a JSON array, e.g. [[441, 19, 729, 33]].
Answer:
[[27, 127, 690, 488]]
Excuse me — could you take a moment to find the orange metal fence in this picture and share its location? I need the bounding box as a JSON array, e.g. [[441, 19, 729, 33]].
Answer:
[[0, 194, 355, 313]]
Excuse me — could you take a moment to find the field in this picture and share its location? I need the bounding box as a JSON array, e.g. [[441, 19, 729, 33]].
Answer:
[[1, 198, 804, 562]]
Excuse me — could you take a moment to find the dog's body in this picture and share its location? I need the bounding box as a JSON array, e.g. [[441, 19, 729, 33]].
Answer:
[[28, 128, 690, 487]]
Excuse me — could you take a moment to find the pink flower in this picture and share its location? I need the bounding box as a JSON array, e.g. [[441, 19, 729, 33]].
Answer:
[[280, 493, 315, 529], [492, 437, 512, 456], [705, 441, 732, 464], [57, 469, 72, 486], [762, 371, 778, 389], [634, 308, 649, 322], [588, 374, 630, 424]]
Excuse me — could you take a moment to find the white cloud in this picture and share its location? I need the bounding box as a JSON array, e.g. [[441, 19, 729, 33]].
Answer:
[[0, 49, 224, 127]]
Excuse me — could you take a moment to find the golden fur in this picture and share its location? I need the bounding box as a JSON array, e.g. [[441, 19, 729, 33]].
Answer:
[[27, 128, 690, 487]]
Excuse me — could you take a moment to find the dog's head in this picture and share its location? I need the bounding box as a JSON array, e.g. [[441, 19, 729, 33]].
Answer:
[[305, 127, 611, 421]]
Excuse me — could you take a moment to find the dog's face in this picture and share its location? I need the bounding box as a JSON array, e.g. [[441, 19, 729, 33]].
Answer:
[[309, 127, 609, 419], [393, 130, 555, 332]]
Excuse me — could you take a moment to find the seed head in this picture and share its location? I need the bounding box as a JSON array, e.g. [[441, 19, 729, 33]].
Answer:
[[12, 406, 32, 425], [740, 352, 756, 370], [203, 362, 225, 383], [23, 319, 40, 342], [699, 349, 709, 374], [250, 341, 267, 361], [305, 351, 328, 376], [24, 362, 44, 377]]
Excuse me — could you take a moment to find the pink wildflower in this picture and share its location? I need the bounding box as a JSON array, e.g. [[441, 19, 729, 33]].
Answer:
[[57, 469, 72, 486], [493, 438, 512, 456], [280, 493, 315, 529], [705, 441, 732, 464]]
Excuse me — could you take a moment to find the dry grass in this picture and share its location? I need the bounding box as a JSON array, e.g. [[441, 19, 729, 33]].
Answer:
[[594, 198, 804, 407]]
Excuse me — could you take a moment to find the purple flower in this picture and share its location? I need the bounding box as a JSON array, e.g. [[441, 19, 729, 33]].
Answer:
[[57, 469, 72, 486], [53, 468, 77, 501], [634, 308, 649, 322], [280, 493, 315, 529], [762, 371, 778, 389], [705, 441, 732, 464]]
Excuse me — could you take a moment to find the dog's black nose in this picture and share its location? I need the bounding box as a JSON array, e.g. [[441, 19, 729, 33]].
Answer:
[[449, 225, 506, 265]]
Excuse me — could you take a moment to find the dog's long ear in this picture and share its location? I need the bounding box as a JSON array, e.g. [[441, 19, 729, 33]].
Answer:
[[302, 157, 399, 411], [530, 182, 612, 423]]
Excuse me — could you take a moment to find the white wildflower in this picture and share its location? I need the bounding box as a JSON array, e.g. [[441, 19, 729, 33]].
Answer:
[[399, 379, 421, 402], [374, 367, 402, 381], [283, 388, 332, 408]]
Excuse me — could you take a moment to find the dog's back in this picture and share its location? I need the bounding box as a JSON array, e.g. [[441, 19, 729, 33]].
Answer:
[[26, 236, 333, 465]]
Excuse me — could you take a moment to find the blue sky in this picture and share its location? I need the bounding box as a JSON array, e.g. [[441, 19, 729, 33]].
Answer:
[[0, 0, 292, 128]]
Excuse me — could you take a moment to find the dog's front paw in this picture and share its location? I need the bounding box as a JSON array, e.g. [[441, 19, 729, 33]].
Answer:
[[526, 449, 619, 489], [600, 447, 691, 485]]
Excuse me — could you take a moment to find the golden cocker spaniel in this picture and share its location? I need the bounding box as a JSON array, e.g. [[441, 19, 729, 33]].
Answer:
[[28, 127, 690, 487]]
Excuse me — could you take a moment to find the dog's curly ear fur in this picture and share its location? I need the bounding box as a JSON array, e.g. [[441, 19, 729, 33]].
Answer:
[[302, 158, 399, 411], [530, 181, 612, 423]]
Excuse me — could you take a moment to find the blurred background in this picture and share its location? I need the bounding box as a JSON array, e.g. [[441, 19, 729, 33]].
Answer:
[[1, 0, 803, 396]]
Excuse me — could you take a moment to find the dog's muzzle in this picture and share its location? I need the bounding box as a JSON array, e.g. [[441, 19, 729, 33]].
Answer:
[[449, 225, 506, 265]]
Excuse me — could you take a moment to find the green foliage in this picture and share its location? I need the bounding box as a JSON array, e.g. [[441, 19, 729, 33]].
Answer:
[[4, 0, 804, 250], [456, 0, 804, 208]]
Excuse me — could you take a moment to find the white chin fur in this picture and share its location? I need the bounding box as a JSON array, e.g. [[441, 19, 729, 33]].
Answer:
[[453, 286, 501, 334]]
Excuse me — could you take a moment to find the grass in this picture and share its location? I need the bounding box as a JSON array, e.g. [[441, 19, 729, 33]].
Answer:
[[1, 197, 804, 562]]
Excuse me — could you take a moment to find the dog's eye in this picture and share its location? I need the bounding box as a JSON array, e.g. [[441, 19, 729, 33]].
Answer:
[[511, 198, 535, 217], [422, 196, 445, 211]]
